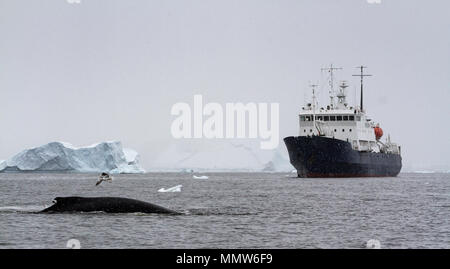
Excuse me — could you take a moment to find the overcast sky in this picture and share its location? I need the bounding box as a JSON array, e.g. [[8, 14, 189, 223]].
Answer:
[[0, 0, 449, 171]]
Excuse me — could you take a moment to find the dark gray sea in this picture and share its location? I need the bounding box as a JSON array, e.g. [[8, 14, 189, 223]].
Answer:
[[0, 172, 448, 249]]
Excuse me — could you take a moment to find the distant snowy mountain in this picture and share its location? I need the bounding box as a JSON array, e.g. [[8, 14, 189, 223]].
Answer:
[[152, 139, 293, 172], [0, 141, 145, 174]]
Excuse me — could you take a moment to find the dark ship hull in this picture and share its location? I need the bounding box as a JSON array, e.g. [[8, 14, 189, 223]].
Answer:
[[284, 136, 402, 178]]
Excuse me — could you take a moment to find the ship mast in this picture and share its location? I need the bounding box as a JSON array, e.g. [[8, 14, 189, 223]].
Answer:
[[321, 64, 342, 109], [352, 66, 372, 112], [311, 83, 318, 135]]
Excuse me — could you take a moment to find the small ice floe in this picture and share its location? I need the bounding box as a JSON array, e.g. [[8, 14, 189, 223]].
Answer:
[[414, 170, 435, 174], [366, 239, 381, 249], [291, 169, 297, 174], [158, 185, 182, 193], [193, 175, 209, 179]]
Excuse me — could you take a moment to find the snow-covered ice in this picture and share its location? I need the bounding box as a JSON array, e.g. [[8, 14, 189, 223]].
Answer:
[[193, 175, 209, 179], [0, 141, 145, 174], [158, 185, 182, 192], [0, 160, 6, 171]]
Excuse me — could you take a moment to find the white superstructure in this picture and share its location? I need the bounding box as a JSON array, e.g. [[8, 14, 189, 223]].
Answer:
[[298, 66, 401, 154]]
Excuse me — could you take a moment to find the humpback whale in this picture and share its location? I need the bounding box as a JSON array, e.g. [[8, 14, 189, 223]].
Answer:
[[41, 196, 179, 214]]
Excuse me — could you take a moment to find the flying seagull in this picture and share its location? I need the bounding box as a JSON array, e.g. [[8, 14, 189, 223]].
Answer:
[[96, 172, 113, 186]]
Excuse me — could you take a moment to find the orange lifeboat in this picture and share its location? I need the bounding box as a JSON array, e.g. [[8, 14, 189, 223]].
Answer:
[[374, 126, 383, 140]]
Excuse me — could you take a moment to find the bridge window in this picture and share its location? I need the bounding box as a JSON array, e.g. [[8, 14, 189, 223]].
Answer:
[[317, 116, 323, 121], [343, 116, 349, 121], [330, 116, 336, 121], [355, 116, 360, 121], [305, 116, 311, 121], [337, 116, 342, 121], [300, 116, 305, 121], [324, 116, 329, 121], [304, 129, 306, 132], [349, 115, 355, 121]]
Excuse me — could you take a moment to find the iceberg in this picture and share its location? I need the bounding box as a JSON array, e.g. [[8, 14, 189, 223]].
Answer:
[[0, 141, 145, 174], [0, 160, 6, 171]]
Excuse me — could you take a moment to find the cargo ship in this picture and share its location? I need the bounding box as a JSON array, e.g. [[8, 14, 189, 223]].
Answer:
[[284, 65, 402, 177]]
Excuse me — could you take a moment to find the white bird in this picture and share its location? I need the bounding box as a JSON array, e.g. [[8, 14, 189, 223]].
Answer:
[[96, 172, 113, 186]]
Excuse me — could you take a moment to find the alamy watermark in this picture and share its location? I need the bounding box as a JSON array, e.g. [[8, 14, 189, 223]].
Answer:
[[366, 239, 381, 249], [171, 95, 279, 149], [66, 238, 81, 249]]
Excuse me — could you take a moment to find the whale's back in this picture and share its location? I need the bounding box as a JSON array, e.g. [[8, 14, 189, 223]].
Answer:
[[41, 196, 178, 214]]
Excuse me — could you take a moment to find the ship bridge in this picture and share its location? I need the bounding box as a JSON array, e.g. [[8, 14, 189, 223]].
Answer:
[[299, 107, 377, 152]]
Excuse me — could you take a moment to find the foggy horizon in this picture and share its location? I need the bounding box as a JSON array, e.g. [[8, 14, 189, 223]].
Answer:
[[1, 0, 449, 172]]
